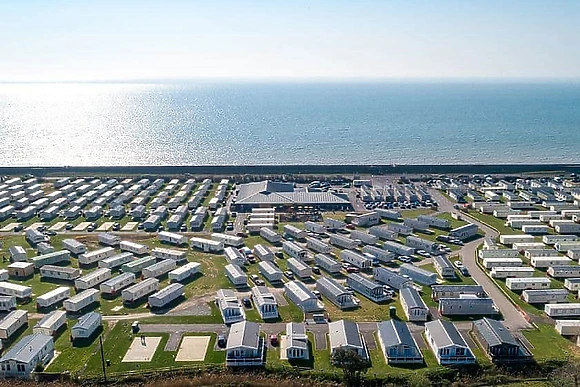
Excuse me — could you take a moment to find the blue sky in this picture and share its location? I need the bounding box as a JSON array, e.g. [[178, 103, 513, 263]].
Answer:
[[1, 0, 579, 81]]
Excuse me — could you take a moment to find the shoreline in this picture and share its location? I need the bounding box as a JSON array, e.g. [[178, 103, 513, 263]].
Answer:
[[0, 164, 579, 177]]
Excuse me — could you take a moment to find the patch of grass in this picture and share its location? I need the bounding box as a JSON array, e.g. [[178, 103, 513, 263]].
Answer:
[[522, 323, 575, 361], [465, 211, 520, 235], [323, 291, 405, 322]]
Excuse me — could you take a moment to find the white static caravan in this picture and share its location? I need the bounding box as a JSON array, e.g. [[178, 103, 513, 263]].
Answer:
[[506, 277, 551, 291], [62, 239, 87, 255], [522, 289, 569, 304], [499, 234, 535, 246], [190, 236, 224, 253], [543, 235, 579, 245], [168, 262, 201, 282], [120, 241, 149, 255], [0, 296, 16, 312], [0, 310, 28, 339], [258, 261, 283, 282], [283, 224, 307, 240], [142, 259, 177, 279], [513, 242, 549, 252], [362, 245, 396, 263], [555, 223, 580, 234], [37, 242, 55, 255], [246, 222, 274, 233], [98, 232, 121, 247], [260, 227, 282, 244], [122, 278, 160, 303], [31, 250, 71, 269], [482, 258, 523, 269], [122, 256, 157, 274], [490, 266, 536, 279], [524, 249, 560, 259], [329, 234, 359, 250], [283, 241, 308, 261], [63, 288, 100, 313], [0, 282, 32, 300], [530, 256, 572, 268], [287, 257, 313, 279], [548, 265, 580, 278], [211, 233, 244, 247], [306, 237, 332, 254], [382, 240, 415, 256], [71, 312, 102, 340], [225, 264, 248, 287], [98, 252, 134, 269], [304, 221, 326, 234], [340, 250, 373, 269], [375, 208, 401, 220], [545, 303, 580, 318], [99, 272, 136, 296], [224, 246, 248, 266], [8, 246, 27, 262], [158, 231, 189, 246], [148, 283, 184, 308], [151, 247, 187, 263], [368, 225, 398, 241], [566, 278, 580, 291], [79, 247, 116, 265], [555, 242, 580, 253], [40, 265, 81, 281], [324, 217, 346, 231], [350, 229, 379, 245], [403, 218, 429, 232], [36, 287, 70, 308], [74, 268, 112, 290], [352, 211, 381, 227], [253, 244, 274, 261], [556, 320, 580, 335], [0, 270, 8, 282], [315, 253, 342, 275], [33, 310, 66, 336]]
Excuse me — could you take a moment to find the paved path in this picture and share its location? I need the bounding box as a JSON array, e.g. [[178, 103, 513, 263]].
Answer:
[[429, 189, 532, 331]]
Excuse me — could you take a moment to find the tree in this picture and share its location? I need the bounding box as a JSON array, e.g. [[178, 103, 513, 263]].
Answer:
[[551, 362, 580, 387], [330, 347, 371, 386]]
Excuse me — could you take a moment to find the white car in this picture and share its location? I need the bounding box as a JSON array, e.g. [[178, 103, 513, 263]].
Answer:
[[454, 260, 463, 268]]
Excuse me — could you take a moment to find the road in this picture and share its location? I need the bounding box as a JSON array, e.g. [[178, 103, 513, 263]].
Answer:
[[429, 188, 531, 330]]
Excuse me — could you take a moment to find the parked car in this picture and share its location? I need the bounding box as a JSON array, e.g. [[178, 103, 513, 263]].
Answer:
[[270, 334, 278, 346], [454, 260, 463, 268], [346, 266, 360, 273], [284, 271, 294, 279], [131, 321, 140, 333], [217, 335, 227, 348], [312, 290, 322, 299], [45, 230, 57, 236], [460, 267, 470, 276], [65, 223, 74, 230], [312, 266, 321, 275], [242, 298, 252, 308], [250, 274, 260, 284]]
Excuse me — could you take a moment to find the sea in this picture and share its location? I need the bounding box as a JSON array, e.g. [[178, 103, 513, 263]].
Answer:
[[0, 81, 579, 166]]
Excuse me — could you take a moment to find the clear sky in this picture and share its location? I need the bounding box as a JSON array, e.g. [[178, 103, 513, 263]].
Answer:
[[1, 0, 579, 82]]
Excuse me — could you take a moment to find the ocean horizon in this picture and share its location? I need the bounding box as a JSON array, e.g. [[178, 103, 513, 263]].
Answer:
[[1, 81, 579, 167]]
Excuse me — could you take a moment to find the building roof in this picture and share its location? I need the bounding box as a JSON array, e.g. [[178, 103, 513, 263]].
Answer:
[[425, 319, 469, 349], [348, 273, 382, 290], [286, 322, 308, 351], [377, 320, 418, 349], [217, 289, 242, 310], [251, 286, 277, 307], [400, 287, 427, 309], [36, 310, 66, 329], [328, 320, 364, 350], [73, 312, 101, 331], [0, 333, 53, 364], [316, 277, 348, 298], [227, 321, 260, 350], [373, 267, 411, 290], [473, 318, 519, 347], [235, 180, 349, 206], [434, 255, 454, 269], [431, 285, 484, 294], [284, 280, 316, 302]]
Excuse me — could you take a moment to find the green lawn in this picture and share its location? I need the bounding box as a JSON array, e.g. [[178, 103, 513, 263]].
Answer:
[[83, 321, 225, 376], [522, 323, 574, 361], [323, 291, 406, 322], [465, 211, 520, 235]]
